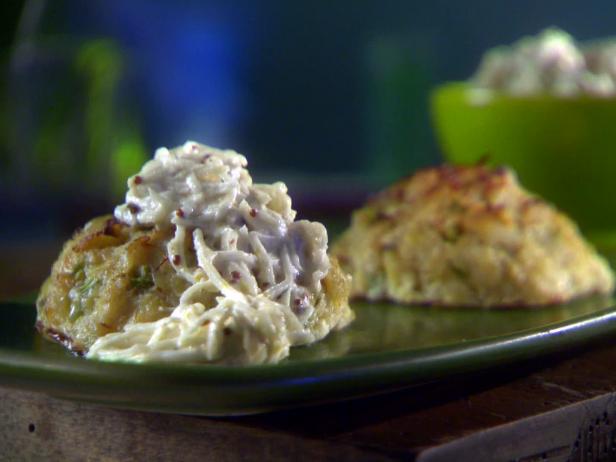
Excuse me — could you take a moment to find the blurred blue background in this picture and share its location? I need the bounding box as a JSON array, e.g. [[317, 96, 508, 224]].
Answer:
[[2, 0, 616, 296]]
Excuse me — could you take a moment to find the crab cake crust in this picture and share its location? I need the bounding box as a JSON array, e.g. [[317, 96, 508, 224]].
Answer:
[[332, 165, 614, 307]]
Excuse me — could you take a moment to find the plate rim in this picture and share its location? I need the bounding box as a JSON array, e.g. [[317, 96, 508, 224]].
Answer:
[[1, 302, 616, 415]]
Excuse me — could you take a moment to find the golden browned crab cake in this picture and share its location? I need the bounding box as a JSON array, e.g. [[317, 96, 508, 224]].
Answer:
[[36, 142, 353, 364], [332, 164, 614, 307], [36, 216, 187, 354]]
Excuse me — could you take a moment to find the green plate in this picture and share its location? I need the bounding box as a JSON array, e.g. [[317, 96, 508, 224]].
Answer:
[[1, 296, 616, 416]]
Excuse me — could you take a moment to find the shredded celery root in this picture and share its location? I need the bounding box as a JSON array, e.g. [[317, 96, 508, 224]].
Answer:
[[87, 141, 352, 364]]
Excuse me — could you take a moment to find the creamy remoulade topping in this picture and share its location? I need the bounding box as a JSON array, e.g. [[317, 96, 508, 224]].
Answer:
[[473, 28, 616, 97], [87, 141, 352, 364]]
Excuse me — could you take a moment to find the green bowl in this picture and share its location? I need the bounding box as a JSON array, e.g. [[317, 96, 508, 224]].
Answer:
[[431, 82, 616, 240]]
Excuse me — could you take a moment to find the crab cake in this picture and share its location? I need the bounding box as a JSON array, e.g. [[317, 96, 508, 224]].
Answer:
[[36, 142, 353, 364], [332, 164, 614, 307], [35, 216, 188, 354]]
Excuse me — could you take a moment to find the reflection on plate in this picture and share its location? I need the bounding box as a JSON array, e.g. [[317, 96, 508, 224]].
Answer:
[[1, 296, 616, 416], [291, 296, 614, 361]]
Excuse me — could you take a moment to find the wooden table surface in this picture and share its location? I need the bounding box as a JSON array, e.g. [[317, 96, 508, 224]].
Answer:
[[2, 243, 616, 461]]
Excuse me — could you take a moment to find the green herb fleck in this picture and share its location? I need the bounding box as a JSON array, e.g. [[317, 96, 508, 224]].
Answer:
[[72, 261, 85, 281], [130, 265, 154, 291], [68, 274, 99, 321], [78, 276, 98, 297]]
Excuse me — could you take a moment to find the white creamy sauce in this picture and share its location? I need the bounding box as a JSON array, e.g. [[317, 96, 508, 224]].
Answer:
[[473, 28, 616, 97], [87, 141, 350, 364]]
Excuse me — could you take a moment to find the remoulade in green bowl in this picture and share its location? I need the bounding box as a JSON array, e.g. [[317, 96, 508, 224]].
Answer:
[[431, 82, 616, 243]]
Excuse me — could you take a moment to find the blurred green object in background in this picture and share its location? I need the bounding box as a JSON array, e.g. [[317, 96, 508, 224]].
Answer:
[[110, 130, 148, 198], [364, 35, 437, 185], [75, 39, 148, 197], [432, 82, 616, 241], [6, 34, 146, 202]]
